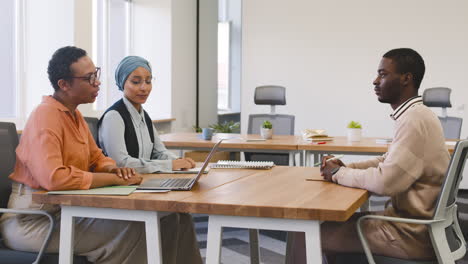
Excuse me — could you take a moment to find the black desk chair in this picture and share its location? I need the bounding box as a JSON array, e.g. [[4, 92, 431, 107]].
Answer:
[[336, 140, 468, 264], [84, 117, 99, 144], [423, 87, 463, 139], [0, 122, 90, 264], [245, 85, 295, 165]]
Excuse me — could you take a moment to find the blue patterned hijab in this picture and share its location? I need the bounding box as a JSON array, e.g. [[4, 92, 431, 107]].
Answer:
[[115, 56, 152, 91]]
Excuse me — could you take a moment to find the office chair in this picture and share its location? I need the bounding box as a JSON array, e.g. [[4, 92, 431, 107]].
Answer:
[[356, 140, 468, 264], [0, 122, 90, 264], [245, 85, 295, 165], [423, 87, 463, 139], [244, 86, 295, 264], [84, 117, 99, 143]]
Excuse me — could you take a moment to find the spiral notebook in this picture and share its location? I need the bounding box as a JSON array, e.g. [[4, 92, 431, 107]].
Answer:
[[211, 160, 275, 169]]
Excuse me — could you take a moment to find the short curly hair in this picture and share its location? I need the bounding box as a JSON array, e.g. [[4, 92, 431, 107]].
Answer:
[[47, 46, 87, 91], [383, 48, 425, 90]]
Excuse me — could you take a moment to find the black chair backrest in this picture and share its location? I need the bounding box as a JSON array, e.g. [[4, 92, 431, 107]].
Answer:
[[423, 87, 452, 108], [434, 140, 468, 219], [0, 122, 18, 209], [439, 116, 463, 140], [84, 117, 99, 143], [254, 85, 286, 105]]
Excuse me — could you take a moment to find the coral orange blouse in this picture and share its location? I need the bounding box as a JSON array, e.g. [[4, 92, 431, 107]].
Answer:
[[10, 96, 115, 191]]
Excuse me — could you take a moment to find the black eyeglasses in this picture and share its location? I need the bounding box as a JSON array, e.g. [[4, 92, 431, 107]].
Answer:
[[68, 67, 101, 85]]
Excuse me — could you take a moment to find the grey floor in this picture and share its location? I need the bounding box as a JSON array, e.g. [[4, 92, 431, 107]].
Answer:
[[194, 214, 287, 264]]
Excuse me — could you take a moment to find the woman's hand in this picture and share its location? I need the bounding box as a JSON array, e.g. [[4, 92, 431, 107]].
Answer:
[[90, 172, 142, 188], [103, 165, 136, 180], [110, 167, 136, 180], [172, 158, 196, 170], [118, 173, 143, 186]]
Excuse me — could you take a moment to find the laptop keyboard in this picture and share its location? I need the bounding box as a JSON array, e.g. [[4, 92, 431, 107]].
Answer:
[[161, 178, 192, 188]]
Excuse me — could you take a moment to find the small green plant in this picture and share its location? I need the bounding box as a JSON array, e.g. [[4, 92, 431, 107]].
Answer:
[[193, 125, 202, 133], [347, 121, 362, 129], [209, 121, 240, 133], [262, 120, 273, 129]]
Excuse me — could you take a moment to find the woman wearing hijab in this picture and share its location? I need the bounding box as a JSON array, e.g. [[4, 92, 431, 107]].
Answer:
[[98, 56, 202, 264], [0, 46, 146, 263], [98, 56, 196, 173]]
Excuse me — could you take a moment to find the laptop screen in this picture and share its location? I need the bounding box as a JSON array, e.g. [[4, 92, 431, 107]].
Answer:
[[191, 139, 224, 184]]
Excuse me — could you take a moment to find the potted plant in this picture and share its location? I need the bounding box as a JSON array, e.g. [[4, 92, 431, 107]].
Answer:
[[260, 120, 273, 139], [347, 121, 362, 142], [192, 125, 202, 133], [186, 121, 240, 162], [209, 121, 240, 134]]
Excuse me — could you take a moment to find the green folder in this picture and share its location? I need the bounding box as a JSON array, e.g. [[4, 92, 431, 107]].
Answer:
[[47, 186, 137, 196]]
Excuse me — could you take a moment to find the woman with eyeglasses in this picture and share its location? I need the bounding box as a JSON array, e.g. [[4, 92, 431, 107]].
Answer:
[[97, 56, 202, 263], [0, 46, 148, 263]]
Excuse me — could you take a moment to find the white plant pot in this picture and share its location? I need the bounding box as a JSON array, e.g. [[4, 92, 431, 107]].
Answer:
[[347, 128, 362, 142], [260, 128, 273, 139]]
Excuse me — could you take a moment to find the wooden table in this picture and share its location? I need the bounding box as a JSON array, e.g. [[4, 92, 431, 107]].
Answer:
[[298, 136, 457, 166], [160, 132, 301, 165], [33, 167, 368, 264]]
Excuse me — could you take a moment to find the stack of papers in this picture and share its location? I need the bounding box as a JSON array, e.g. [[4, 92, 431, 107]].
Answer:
[[302, 129, 334, 142], [375, 138, 392, 144], [48, 186, 137, 196]]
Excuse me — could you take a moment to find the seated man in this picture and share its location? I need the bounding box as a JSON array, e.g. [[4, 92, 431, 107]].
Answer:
[[291, 48, 450, 263]]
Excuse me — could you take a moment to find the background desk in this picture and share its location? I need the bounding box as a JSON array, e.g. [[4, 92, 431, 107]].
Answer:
[[33, 167, 368, 264], [160, 132, 301, 165]]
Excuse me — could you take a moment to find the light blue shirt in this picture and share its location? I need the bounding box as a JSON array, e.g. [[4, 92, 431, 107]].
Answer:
[[98, 97, 178, 173]]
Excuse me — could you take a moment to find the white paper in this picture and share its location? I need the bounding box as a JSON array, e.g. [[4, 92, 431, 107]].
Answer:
[[133, 190, 170, 193]]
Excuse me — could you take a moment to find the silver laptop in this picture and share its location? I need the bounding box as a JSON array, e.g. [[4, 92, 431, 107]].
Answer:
[[137, 139, 223, 191]]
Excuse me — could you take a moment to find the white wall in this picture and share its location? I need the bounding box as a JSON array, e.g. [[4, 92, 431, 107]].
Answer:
[[241, 0, 468, 138], [23, 0, 75, 125], [171, 0, 197, 132]]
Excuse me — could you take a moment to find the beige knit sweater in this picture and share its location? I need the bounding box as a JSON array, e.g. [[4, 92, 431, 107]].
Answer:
[[334, 97, 450, 249]]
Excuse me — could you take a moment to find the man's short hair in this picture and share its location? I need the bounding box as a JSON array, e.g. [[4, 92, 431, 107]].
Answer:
[[47, 46, 87, 91], [383, 48, 425, 89]]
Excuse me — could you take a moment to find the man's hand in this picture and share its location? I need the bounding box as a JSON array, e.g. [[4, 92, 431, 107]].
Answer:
[[172, 158, 196, 170], [320, 155, 345, 182]]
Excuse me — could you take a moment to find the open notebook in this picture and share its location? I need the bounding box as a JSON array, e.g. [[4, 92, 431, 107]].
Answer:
[[155, 167, 210, 174], [211, 160, 274, 169]]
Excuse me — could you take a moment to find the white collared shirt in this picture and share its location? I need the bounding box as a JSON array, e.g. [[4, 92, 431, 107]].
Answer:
[[98, 97, 178, 173]]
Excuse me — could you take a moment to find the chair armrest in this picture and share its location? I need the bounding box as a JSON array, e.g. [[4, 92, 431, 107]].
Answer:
[[356, 215, 442, 264], [0, 208, 55, 264], [358, 214, 442, 225]]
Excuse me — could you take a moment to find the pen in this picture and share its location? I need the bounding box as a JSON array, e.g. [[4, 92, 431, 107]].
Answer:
[[313, 154, 344, 167], [310, 141, 326, 145]]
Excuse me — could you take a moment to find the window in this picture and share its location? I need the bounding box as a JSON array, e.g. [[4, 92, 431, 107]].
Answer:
[[93, 0, 133, 111], [217, 0, 241, 114], [217, 22, 230, 110], [0, 0, 17, 118]]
